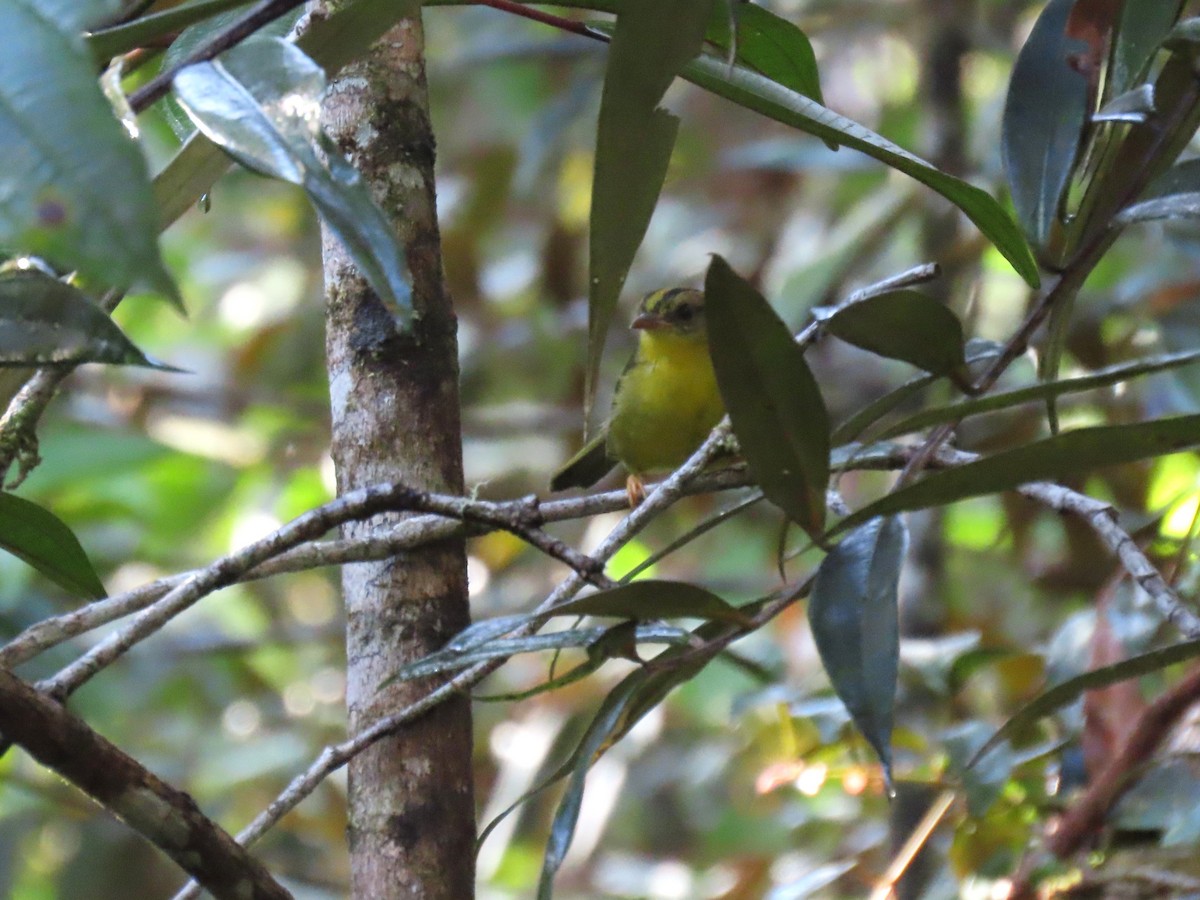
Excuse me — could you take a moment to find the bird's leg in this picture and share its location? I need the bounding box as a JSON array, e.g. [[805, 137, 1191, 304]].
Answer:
[[625, 473, 646, 508]]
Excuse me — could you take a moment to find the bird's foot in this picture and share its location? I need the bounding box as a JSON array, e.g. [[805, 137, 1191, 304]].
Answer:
[[625, 474, 646, 508]]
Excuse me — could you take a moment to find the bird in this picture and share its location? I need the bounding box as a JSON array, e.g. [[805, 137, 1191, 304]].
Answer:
[[551, 287, 724, 505]]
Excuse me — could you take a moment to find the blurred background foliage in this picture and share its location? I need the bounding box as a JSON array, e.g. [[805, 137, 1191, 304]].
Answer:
[[8, 0, 1200, 897]]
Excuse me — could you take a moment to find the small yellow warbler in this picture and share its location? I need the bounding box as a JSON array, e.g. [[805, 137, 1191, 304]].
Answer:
[[551, 287, 724, 503]]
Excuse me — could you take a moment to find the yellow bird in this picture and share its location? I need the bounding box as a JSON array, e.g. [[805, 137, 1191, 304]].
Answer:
[[551, 288, 725, 504]]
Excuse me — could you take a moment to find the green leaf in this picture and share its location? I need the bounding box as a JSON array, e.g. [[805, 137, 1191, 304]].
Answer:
[[36, 0, 122, 31], [86, 0, 256, 63], [807, 516, 906, 786], [0, 2, 177, 302], [875, 348, 1200, 441], [172, 37, 413, 324], [705, 256, 830, 537], [968, 637, 1200, 770], [706, 3, 823, 104], [833, 414, 1200, 538], [586, 0, 716, 419], [549, 580, 750, 624], [1001, 0, 1089, 256], [822, 290, 967, 379], [0, 492, 106, 598], [388, 622, 690, 682], [0, 270, 179, 369], [150, 0, 421, 233], [680, 52, 1039, 288], [1110, 0, 1185, 97], [831, 341, 1003, 446]]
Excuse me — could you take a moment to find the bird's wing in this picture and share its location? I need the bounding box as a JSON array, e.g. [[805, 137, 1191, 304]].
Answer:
[[550, 430, 615, 491]]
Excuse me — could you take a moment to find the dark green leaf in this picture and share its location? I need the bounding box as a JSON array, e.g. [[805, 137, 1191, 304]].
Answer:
[[706, 3, 823, 104], [0, 270, 179, 369], [549, 580, 750, 624], [586, 0, 716, 418], [0, 492, 106, 598], [0, 2, 177, 302], [1002, 0, 1089, 255], [968, 637, 1200, 770], [681, 53, 1040, 288], [1111, 0, 1185, 96], [875, 348, 1200, 441], [537, 673, 647, 899], [172, 37, 413, 323], [834, 414, 1200, 537], [705, 256, 830, 537], [823, 290, 967, 379], [86, 0, 255, 63], [807, 516, 906, 786]]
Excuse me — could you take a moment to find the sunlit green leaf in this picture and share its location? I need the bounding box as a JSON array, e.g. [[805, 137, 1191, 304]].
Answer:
[[706, 2, 823, 104]]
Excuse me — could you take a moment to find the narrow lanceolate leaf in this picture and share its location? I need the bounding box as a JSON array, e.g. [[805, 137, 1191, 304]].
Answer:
[[968, 637, 1200, 770], [586, 0, 716, 422], [808, 516, 907, 787], [0, 1, 177, 302], [1002, 0, 1090, 257], [681, 54, 1040, 288], [0, 492, 106, 598], [705, 3, 823, 104], [822, 290, 967, 380], [172, 37, 413, 324], [876, 348, 1200, 441], [0, 270, 179, 369], [548, 580, 750, 624], [1110, 0, 1185, 97], [705, 256, 830, 537], [833, 414, 1200, 538]]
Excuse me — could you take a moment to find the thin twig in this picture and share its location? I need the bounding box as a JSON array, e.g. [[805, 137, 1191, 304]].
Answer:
[[126, 0, 307, 113]]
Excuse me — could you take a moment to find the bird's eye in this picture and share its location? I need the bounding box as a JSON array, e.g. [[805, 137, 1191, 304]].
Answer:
[[675, 305, 694, 321]]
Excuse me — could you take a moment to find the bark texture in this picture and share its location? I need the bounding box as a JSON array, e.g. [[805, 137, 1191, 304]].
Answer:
[[317, 9, 475, 898]]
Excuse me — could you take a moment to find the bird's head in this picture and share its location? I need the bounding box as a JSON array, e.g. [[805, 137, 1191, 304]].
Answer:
[[630, 288, 706, 338]]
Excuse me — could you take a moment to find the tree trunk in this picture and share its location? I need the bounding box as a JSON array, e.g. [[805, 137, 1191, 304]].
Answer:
[[318, 9, 476, 898]]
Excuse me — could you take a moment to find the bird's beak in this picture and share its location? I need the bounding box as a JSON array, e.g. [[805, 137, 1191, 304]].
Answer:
[[631, 312, 666, 330]]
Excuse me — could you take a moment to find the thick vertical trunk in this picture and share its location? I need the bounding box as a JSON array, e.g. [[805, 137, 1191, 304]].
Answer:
[[318, 10, 475, 898]]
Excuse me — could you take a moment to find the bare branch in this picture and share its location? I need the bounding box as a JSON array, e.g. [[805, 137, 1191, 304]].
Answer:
[[0, 667, 291, 900]]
